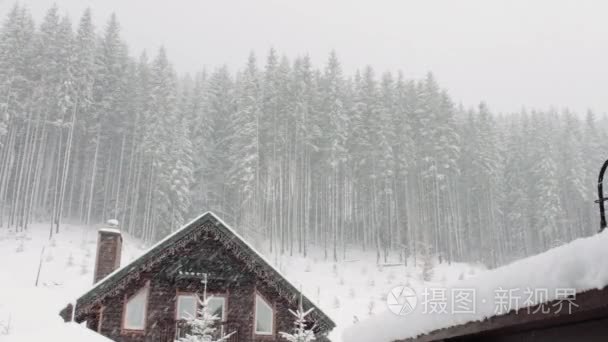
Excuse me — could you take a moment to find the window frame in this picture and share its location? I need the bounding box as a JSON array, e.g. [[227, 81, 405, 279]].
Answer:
[[121, 281, 150, 334], [175, 292, 199, 321], [97, 306, 105, 333], [254, 291, 275, 336], [175, 290, 228, 339], [206, 295, 228, 322], [175, 291, 228, 322]]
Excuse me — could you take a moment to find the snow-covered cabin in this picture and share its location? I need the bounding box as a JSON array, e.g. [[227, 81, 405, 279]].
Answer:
[[60, 212, 335, 342], [344, 230, 608, 342]]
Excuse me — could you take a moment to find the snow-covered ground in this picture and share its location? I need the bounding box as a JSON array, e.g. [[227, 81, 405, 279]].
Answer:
[[0, 223, 142, 342], [273, 250, 481, 341], [0, 222, 480, 341], [344, 230, 608, 342]]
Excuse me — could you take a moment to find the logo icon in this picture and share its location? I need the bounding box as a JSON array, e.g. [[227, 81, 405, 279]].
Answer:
[[387, 286, 418, 316]]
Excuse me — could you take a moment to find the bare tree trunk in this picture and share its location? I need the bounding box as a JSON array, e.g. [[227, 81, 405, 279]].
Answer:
[[86, 129, 101, 225], [56, 101, 78, 233], [0, 126, 17, 227], [114, 132, 126, 219]]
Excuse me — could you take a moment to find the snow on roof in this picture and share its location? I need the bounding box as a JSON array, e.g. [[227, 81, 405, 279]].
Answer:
[[343, 230, 608, 342], [98, 228, 121, 234], [106, 219, 119, 227], [6, 322, 114, 342], [1, 285, 113, 342]]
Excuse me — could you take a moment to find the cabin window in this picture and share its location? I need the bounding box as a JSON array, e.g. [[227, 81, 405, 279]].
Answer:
[[207, 296, 226, 320], [176, 294, 226, 320], [176, 294, 226, 339], [254, 293, 273, 335], [176, 294, 198, 320], [123, 286, 148, 330]]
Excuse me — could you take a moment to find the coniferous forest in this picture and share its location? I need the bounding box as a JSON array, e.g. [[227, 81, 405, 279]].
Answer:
[[1, 4, 606, 267]]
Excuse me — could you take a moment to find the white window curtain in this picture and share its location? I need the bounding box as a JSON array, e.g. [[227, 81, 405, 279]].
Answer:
[[124, 286, 148, 330], [255, 294, 273, 335]]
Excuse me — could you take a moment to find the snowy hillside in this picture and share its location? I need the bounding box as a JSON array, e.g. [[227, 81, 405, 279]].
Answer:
[[274, 252, 482, 341], [0, 223, 143, 341], [0, 223, 481, 341]]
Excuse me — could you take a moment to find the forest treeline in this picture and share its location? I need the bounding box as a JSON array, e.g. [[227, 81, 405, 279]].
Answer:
[[1, 4, 606, 267]]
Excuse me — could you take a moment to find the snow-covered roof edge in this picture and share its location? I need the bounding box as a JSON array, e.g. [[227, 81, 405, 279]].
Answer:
[[98, 228, 121, 234], [71, 211, 336, 330], [344, 230, 608, 342]]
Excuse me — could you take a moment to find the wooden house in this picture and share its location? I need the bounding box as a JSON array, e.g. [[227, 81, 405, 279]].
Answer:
[[60, 212, 335, 342]]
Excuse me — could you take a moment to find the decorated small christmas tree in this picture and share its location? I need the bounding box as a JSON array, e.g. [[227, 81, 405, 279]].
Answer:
[[177, 275, 234, 342], [279, 291, 316, 342]]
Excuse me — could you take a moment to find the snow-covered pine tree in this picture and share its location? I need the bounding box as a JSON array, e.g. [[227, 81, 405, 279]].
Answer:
[[0, 4, 35, 144], [321, 51, 347, 262], [178, 276, 234, 342], [470, 103, 500, 265], [177, 295, 234, 342], [145, 47, 193, 238], [351, 66, 380, 259], [531, 112, 563, 250], [68, 8, 96, 222], [50, 13, 77, 235], [0, 4, 35, 230], [279, 292, 316, 342], [557, 111, 586, 241], [229, 52, 261, 230], [392, 72, 414, 263], [85, 12, 130, 227], [201, 66, 234, 220], [291, 55, 316, 257], [34, 5, 75, 236], [582, 111, 606, 232], [499, 114, 529, 259], [377, 72, 397, 262], [121, 51, 151, 236], [260, 48, 280, 253]]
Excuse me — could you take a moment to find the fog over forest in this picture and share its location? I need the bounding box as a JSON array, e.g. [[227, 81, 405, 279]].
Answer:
[[1, 4, 606, 269]]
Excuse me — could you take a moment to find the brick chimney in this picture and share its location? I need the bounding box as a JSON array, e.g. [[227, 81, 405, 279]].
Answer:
[[93, 220, 122, 284]]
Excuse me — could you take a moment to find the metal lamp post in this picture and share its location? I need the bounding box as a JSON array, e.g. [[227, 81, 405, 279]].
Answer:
[[595, 159, 608, 232]]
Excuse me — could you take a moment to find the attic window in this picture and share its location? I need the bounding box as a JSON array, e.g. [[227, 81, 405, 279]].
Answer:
[[123, 285, 149, 331], [254, 293, 274, 335]]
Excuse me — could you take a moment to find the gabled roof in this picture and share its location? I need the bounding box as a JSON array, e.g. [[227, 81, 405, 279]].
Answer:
[[73, 212, 335, 332]]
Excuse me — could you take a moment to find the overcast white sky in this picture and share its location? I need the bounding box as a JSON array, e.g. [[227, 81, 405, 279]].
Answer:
[[2, 0, 607, 114]]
